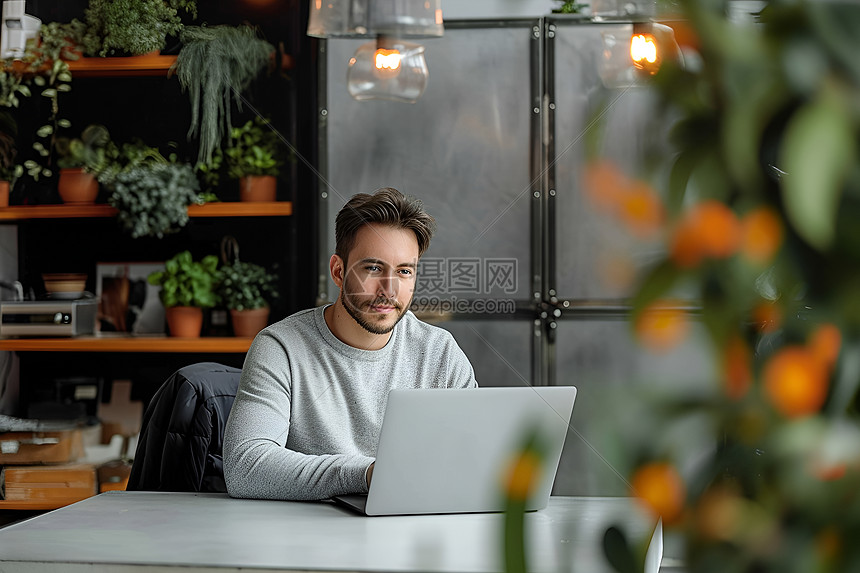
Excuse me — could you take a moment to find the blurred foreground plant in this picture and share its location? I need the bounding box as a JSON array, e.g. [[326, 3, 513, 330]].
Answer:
[[581, 0, 860, 571]]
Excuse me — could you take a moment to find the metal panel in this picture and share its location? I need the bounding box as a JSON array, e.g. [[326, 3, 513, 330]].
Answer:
[[436, 318, 536, 387], [551, 318, 716, 495], [318, 21, 539, 304], [547, 20, 668, 302]]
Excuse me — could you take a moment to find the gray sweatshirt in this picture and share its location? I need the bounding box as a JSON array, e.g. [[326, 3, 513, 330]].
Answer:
[[223, 305, 477, 501]]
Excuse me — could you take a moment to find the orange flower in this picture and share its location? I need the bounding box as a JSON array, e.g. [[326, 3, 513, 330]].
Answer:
[[504, 450, 542, 501], [808, 323, 842, 370], [670, 200, 741, 268], [722, 336, 752, 400], [631, 462, 686, 524], [582, 160, 632, 213], [619, 182, 665, 238], [811, 462, 847, 482], [752, 301, 782, 333], [696, 201, 742, 258], [634, 301, 689, 352], [669, 217, 704, 268], [741, 207, 783, 264], [695, 486, 742, 541], [763, 346, 829, 418], [582, 160, 665, 238]]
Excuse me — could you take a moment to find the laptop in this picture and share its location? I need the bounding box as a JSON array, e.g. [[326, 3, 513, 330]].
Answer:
[[332, 385, 577, 516]]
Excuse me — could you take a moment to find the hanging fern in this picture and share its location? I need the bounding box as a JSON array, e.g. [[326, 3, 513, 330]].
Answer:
[[171, 25, 273, 166]]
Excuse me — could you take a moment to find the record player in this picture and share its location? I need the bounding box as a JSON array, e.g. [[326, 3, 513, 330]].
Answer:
[[0, 294, 98, 337]]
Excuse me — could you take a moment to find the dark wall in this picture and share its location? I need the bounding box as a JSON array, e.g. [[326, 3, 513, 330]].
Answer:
[[16, 0, 318, 313]]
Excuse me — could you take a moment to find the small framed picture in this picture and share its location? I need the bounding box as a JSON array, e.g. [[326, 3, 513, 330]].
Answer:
[[95, 262, 165, 335]]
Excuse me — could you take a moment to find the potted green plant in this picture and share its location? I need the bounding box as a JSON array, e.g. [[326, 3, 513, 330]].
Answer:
[[54, 124, 116, 204], [82, 0, 195, 57], [38, 19, 90, 61], [147, 250, 219, 337], [223, 116, 284, 202], [217, 257, 279, 337], [103, 139, 202, 238], [170, 25, 274, 166]]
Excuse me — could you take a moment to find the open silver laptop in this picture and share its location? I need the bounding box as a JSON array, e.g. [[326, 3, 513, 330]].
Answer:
[[333, 386, 577, 516]]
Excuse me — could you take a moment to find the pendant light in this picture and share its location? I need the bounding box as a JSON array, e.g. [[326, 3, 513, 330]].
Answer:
[[307, 0, 443, 103]]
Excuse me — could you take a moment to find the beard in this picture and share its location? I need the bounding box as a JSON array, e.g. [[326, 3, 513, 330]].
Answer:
[[340, 279, 411, 335]]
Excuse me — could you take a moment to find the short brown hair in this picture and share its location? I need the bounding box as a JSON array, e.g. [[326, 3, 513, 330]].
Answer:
[[335, 187, 436, 261]]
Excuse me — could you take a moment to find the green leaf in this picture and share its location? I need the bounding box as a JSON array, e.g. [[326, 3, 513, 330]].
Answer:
[[41, 88, 57, 98], [57, 119, 72, 128], [780, 91, 855, 250], [809, 1, 860, 85], [36, 125, 53, 138], [667, 150, 697, 217]]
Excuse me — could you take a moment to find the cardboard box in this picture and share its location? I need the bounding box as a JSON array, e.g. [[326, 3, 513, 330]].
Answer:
[[0, 429, 85, 465], [0, 463, 96, 503]]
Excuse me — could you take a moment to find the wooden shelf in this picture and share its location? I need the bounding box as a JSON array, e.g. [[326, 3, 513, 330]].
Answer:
[[0, 201, 292, 221], [0, 498, 84, 511], [66, 54, 177, 77], [0, 336, 252, 353]]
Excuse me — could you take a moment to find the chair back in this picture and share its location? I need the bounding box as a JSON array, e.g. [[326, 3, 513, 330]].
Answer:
[[127, 362, 241, 492]]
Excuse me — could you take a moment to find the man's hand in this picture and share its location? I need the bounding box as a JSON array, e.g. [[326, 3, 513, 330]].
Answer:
[[366, 462, 375, 487]]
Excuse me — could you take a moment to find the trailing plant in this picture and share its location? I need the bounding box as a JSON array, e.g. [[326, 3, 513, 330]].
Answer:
[[147, 250, 219, 308], [8, 35, 75, 181], [171, 25, 274, 165], [194, 145, 222, 193], [82, 0, 195, 56], [0, 68, 31, 109], [108, 160, 201, 239], [54, 124, 117, 175], [223, 116, 283, 179], [217, 258, 279, 311]]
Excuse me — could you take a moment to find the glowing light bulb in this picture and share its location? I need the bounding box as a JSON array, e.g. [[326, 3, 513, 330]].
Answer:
[[630, 34, 657, 64], [347, 37, 428, 103], [630, 33, 661, 75], [374, 48, 402, 72]]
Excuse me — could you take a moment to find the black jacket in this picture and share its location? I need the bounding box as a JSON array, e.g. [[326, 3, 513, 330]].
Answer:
[[127, 362, 241, 492]]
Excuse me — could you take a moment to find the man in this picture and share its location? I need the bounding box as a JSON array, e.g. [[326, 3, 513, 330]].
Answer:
[[223, 187, 478, 501]]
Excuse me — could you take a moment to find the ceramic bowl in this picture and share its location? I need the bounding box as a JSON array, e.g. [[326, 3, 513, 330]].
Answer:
[[42, 273, 88, 299]]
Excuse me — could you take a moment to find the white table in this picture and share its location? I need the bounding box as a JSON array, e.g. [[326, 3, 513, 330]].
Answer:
[[0, 492, 663, 572]]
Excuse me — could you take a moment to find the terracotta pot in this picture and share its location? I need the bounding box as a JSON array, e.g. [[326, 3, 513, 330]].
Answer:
[[165, 306, 204, 338], [58, 168, 99, 205], [0, 180, 9, 207], [239, 175, 277, 202], [230, 307, 270, 338]]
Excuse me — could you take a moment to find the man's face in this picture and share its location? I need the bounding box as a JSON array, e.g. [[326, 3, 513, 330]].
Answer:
[[338, 223, 419, 335]]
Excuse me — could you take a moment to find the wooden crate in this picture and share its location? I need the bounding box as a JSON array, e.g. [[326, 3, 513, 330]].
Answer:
[[0, 429, 85, 465], [1, 463, 97, 504]]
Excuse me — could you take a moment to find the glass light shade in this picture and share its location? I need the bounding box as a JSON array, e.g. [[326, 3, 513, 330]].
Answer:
[[347, 38, 428, 103], [598, 23, 680, 88], [308, 0, 443, 38]]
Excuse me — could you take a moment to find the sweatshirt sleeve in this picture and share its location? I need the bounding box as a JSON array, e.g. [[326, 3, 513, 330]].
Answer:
[[222, 332, 374, 501]]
